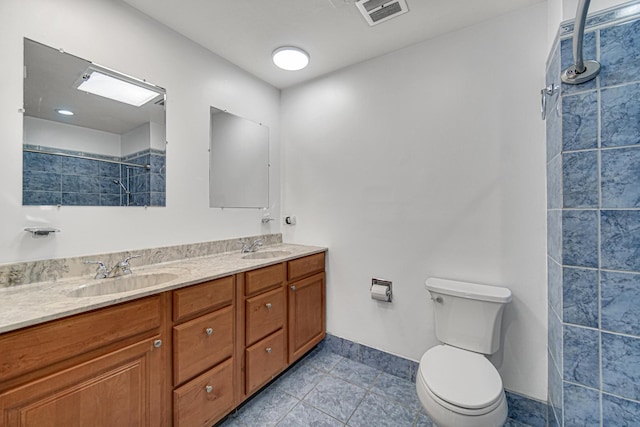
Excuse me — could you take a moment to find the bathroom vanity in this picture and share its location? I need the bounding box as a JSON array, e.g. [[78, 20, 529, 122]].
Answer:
[[0, 245, 326, 427]]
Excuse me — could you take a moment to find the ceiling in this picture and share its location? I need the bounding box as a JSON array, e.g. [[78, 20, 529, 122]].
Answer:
[[122, 0, 544, 89]]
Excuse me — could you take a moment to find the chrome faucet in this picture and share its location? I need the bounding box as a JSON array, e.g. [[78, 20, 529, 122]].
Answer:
[[84, 254, 141, 279], [239, 239, 263, 253]]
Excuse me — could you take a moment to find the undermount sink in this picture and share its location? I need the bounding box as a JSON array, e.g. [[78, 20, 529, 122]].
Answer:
[[66, 272, 179, 298], [242, 250, 291, 260]]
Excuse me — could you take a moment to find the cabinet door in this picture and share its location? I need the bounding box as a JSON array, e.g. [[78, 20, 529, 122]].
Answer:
[[288, 272, 326, 363], [0, 337, 163, 427], [245, 330, 285, 395]]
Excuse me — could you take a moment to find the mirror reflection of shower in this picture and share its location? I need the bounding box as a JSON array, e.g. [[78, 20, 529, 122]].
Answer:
[[113, 176, 131, 206]]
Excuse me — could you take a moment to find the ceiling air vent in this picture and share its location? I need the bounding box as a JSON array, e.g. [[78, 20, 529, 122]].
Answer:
[[355, 0, 409, 26]]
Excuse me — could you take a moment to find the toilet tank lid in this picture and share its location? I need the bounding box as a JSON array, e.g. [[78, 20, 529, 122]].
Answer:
[[425, 278, 512, 303]]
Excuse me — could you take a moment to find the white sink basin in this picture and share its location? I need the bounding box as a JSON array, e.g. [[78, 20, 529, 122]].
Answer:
[[242, 250, 291, 260], [66, 272, 179, 297]]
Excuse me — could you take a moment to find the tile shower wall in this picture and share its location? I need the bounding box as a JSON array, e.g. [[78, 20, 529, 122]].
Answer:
[[23, 146, 165, 206], [546, 3, 640, 425]]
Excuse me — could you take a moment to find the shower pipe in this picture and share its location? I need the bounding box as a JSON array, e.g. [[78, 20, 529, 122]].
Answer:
[[561, 0, 601, 84], [542, 0, 600, 119], [24, 148, 151, 170]]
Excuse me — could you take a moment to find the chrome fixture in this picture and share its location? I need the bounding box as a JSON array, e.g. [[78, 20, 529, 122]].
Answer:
[[239, 239, 263, 253], [24, 227, 60, 237], [540, 83, 558, 120], [261, 217, 275, 224], [561, 0, 600, 85], [84, 254, 141, 279], [114, 178, 132, 207]]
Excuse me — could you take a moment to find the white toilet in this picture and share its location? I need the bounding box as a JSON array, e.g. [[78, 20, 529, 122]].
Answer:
[[416, 277, 512, 427]]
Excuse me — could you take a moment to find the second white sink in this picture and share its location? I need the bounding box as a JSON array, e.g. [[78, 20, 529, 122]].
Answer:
[[66, 272, 179, 298]]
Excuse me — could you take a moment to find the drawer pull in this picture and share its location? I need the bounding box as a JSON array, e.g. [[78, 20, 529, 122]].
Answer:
[[266, 347, 272, 354], [290, 285, 296, 291], [153, 339, 162, 348], [265, 303, 272, 310], [205, 327, 214, 336], [205, 385, 213, 394]]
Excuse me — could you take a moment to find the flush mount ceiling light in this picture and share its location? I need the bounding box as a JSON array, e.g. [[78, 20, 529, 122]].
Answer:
[[272, 47, 310, 71], [77, 69, 161, 107], [55, 109, 74, 116]]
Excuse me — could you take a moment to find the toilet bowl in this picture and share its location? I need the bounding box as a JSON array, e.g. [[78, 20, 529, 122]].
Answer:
[[416, 345, 507, 427], [417, 278, 512, 427]]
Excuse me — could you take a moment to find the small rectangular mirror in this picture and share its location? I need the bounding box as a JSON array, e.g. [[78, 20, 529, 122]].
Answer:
[[22, 38, 167, 207], [209, 107, 269, 208]]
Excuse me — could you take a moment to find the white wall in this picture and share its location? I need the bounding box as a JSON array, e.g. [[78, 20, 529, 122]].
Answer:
[[121, 122, 150, 156], [24, 116, 122, 156], [0, 0, 280, 264], [281, 3, 548, 400]]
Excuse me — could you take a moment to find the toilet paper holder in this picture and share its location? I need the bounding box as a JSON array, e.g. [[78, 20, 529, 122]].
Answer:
[[371, 278, 392, 302]]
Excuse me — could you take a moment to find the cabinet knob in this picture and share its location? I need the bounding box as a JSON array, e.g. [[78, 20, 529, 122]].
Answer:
[[153, 339, 162, 348], [265, 303, 272, 310], [290, 285, 296, 291], [205, 385, 213, 394], [205, 327, 214, 336], [266, 347, 272, 354]]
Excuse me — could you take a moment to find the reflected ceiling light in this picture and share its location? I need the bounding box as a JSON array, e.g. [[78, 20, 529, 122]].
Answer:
[[77, 70, 161, 107], [272, 47, 309, 71], [55, 109, 74, 116]]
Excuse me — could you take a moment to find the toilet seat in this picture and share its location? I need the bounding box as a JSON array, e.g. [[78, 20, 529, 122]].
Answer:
[[418, 345, 504, 413]]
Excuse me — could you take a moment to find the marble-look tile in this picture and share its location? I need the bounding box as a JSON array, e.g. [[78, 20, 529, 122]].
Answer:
[[548, 306, 563, 371], [601, 83, 640, 148], [149, 192, 166, 206], [98, 161, 120, 177], [601, 146, 640, 208], [23, 190, 61, 206], [548, 351, 563, 426], [61, 174, 101, 193], [23, 170, 61, 192], [330, 358, 380, 389], [23, 151, 62, 173], [61, 156, 100, 175], [150, 173, 165, 192], [301, 348, 343, 373], [602, 332, 640, 400], [602, 393, 640, 426], [601, 210, 640, 271], [359, 345, 414, 380], [370, 372, 422, 411], [235, 387, 299, 427], [546, 99, 562, 163], [347, 392, 417, 427], [563, 325, 600, 388], [601, 271, 640, 336], [503, 419, 530, 427], [548, 409, 561, 427], [62, 192, 101, 206], [276, 402, 343, 427], [563, 267, 598, 328], [547, 210, 562, 263], [563, 150, 598, 208], [548, 258, 562, 321], [562, 91, 598, 151], [273, 362, 327, 399], [561, 32, 598, 95], [562, 210, 599, 268], [323, 334, 360, 361], [505, 391, 548, 427], [563, 382, 601, 426], [600, 18, 640, 87], [100, 194, 121, 206], [303, 376, 366, 422], [414, 411, 434, 427], [547, 154, 562, 209]]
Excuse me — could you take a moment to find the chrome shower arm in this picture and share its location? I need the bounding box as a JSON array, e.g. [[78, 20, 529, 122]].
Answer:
[[561, 0, 601, 84]]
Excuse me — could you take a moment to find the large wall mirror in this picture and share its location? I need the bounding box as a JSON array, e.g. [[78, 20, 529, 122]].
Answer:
[[22, 38, 167, 207], [209, 107, 269, 208]]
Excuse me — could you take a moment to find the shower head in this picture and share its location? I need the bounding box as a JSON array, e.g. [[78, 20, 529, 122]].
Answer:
[[113, 179, 128, 192]]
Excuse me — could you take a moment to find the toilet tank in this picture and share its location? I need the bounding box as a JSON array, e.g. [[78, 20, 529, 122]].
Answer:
[[425, 278, 512, 355]]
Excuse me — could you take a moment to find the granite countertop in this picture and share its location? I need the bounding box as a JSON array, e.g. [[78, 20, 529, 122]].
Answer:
[[0, 243, 326, 335]]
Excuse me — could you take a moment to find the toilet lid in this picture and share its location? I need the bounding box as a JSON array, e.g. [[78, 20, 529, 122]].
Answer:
[[419, 345, 503, 410]]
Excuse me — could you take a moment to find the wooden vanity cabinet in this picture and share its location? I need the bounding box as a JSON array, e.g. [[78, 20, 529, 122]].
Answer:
[[287, 253, 326, 364], [171, 276, 235, 427], [0, 295, 169, 427]]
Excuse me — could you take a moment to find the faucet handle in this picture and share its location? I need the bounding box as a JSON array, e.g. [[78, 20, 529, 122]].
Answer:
[[122, 254, 141, 264], [119, 254, 141, 275], [238, 240, 251, 253], [84, 260, 108, 279]]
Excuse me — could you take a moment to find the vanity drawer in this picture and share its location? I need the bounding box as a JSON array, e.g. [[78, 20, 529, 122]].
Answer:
[[245, 263, 285, 296], [173, 358, 234, 427], [245, 329, 285, 395], [245, 287, 285, 346], [173, 276, 234, 322], [0, 296, 161, 383], [287, 253, 325, 282], [173, 305, 233, 385]]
